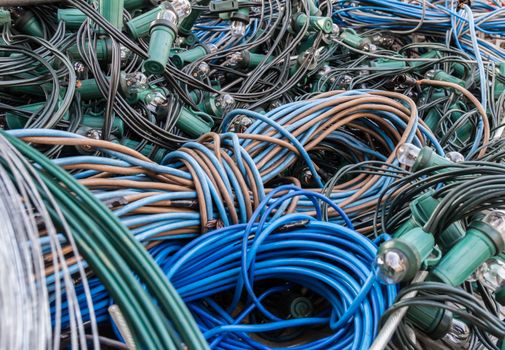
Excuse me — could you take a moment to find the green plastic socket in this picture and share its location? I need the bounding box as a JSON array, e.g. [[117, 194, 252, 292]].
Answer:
[[6, 102, 69, 129], [289, 60, 300, 77], [431, 218, 505, 286], [81, 114, 125, 137], [428, 88, 450, 102], [369, 58, 407, 70], [293, 13, 333, 34], [117, 73, 163, 104], [428, 70, 465, 87], [377, 227, 435, 283], [179, 9, 199, 36], [144, 21, 177, 75], [5, 75, 51, 97], [198, 95, 220, 117], [57, 8, 87, 30], [240, 51, 275, 68], [340, 29, 369, 49], [495, 81, 505, 99], [499, 62, 505, 76], [310, 78, 329, 93], [172, 45, 210, 68], [99, 0, 125, 30], [412, 146, 453, 172], [7, 85, 46, 97], [423, 108, 440, 131], [126, 4, 163, 39], [124, 0, 150, 10], [4, 73, 53, 96], [407, 305, 453, 339], [176, 107, 213, 138], [249, 29, 266, 53], [76, 78, 104, 100], [395, 191, 465, 251], [296, 33, 317, 54], [14, 10, 44, 38], [408, 50, 441, 70], [232, 7, 250, 19], [495, 62, 505, 99], [306, 0, 321, 16], [183, 34, 198, 45], [424, 102, 472, 142], [6, 102, 45, 129], [198, 95, 231, 118], [209, 0, 239, 12], [452, 62, 467, 78], [448, 102, 472, 141], [188, 90, 201, 105], [67, 39, 112, 62]]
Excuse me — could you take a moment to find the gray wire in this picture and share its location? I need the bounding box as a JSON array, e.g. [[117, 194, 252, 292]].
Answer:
[[0, 134, 100, 350]]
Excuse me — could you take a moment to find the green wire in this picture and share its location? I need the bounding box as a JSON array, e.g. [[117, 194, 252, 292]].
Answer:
[[2, 131, 209, 350]]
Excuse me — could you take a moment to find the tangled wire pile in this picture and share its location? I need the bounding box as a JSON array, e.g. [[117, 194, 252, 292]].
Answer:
[[2, 0, 505, 349]]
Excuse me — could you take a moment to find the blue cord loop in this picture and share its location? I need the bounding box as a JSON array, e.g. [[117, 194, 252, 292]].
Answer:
[[159, 185, 396, 349]]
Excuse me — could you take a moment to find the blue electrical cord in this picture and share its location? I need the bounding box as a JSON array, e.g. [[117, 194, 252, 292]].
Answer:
[[45, 184, 395, 349], [158, 185, 396, 349], [334, 0, 505, 61], [9, 88, 440, 240]]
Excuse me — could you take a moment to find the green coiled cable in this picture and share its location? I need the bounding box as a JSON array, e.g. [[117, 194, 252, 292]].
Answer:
[[1, 130, 209, 350]]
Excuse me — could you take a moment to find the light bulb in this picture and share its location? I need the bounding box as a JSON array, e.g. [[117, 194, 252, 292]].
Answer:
[[479, 258, 505, 291], [318, 65, 332, 77], [86, 129, 101, 140], [442, 319, 470, 347], [336, 74, 352, 88], [375, 249, 409, 284], [397, 143, 421, 167], [445, 151, 464, 163], [120, 45, 131, 61], [361, 42, 377, 52], [230, 115, 253, 132], [168, 0, 191, 19], [157, 8, 177, 24], [125, 72, 148, 92], [194, 62, 210, 78], [74, 61, 85, 73], [483, 210, 505, 237], [218, 94, 235, 108], [228, 52, 243, 66], [425, 69, 437, 80], [270, 100, 282, 109], [331, 23, 340, 37], [230, 20, 246, 38], [207, 44, 218, 54], [152, 94, 166, 106]]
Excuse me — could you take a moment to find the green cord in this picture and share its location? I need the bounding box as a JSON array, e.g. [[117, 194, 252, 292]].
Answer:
[[1, 130, 209, 350]]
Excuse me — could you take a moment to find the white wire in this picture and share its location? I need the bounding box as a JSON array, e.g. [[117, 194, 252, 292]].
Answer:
[[0, 135, 100, 350]]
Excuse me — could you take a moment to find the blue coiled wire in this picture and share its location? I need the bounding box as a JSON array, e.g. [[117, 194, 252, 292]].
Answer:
[[47, 185, 395, 349], [152, 185, 397, 349], [334, 0, 505, 61]]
